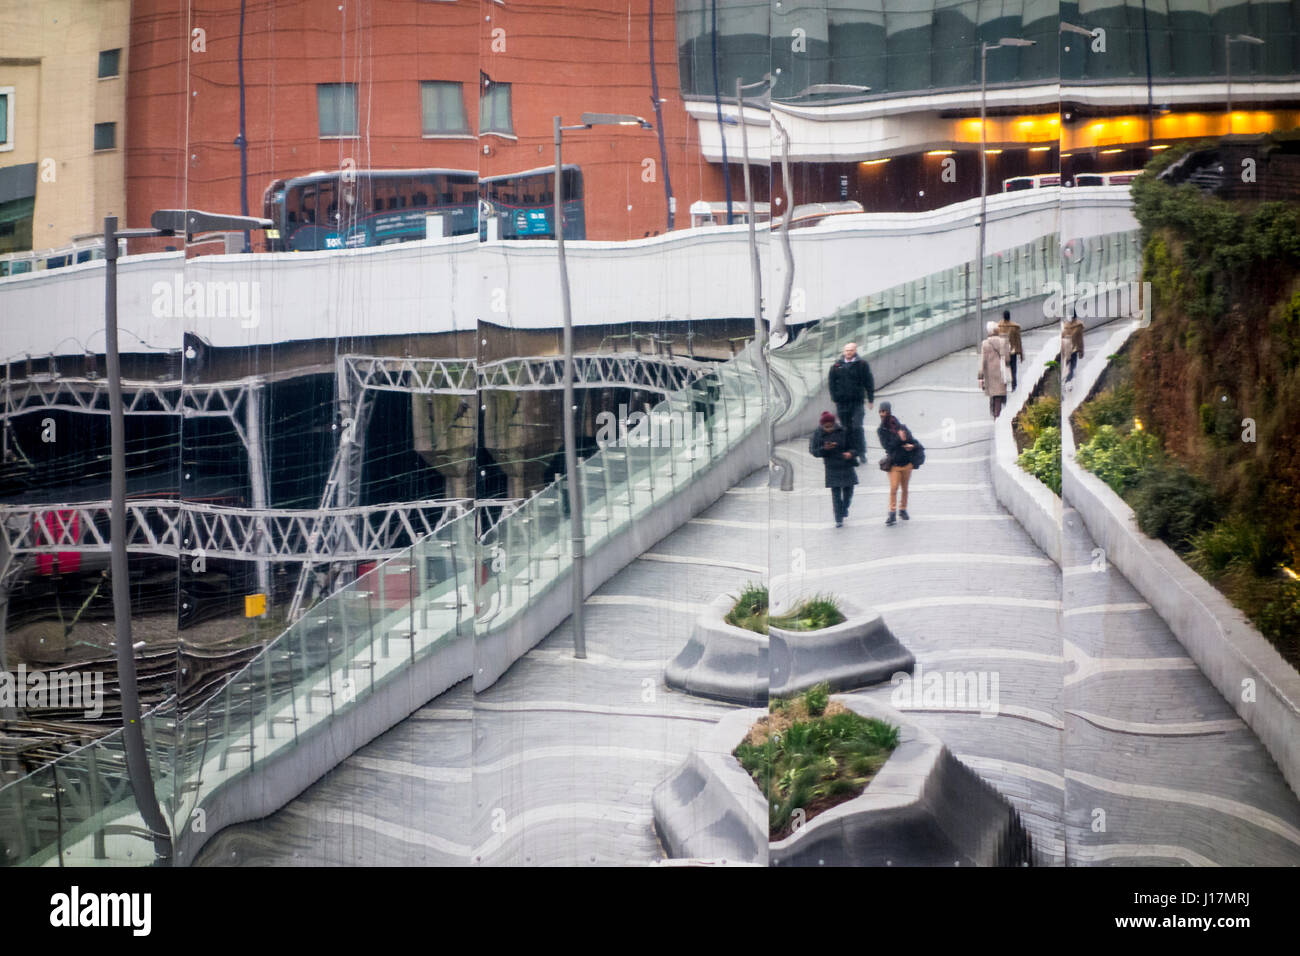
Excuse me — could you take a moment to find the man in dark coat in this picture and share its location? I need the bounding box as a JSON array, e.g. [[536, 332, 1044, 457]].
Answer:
[[810, 410, 860, 527], [827, 342, 875, 462]]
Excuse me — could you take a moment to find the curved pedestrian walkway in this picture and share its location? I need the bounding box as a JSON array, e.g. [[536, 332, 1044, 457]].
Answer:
[[775, 327, 1300, 866], [775, 326, 1070, 863], [196, 326, 1300, 867], [1060, 507, 1300, 865], [196, 476, 770, 866]]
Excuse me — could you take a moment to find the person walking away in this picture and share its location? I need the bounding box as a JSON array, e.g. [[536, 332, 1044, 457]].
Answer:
[[978, 320, 1010, 418], [809, 411, 859, 528], [877, 402, 921, 526], [996, 309, 1024, 391], [828, 342, 874, 462], [1062, 311, 1085, 385]]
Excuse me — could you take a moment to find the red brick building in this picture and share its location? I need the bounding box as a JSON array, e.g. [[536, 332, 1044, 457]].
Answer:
[[125, 0, 731, 246]]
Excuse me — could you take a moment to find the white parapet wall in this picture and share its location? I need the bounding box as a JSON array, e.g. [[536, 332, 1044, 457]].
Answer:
[[989, 334, 1063, 565], [0, 188, 1138, 359]]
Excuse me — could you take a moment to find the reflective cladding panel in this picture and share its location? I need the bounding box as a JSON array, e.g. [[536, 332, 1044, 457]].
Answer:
[[177, 0, 478, 867], [471, 0, 770, 867]]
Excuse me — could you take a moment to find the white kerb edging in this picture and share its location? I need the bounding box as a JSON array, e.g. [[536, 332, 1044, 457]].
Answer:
[[990, 334, 1063, 565]]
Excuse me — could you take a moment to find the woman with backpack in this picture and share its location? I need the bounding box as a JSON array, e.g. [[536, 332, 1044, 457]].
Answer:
[[877, 401, 923, 526], [809, 410, 860, 528]]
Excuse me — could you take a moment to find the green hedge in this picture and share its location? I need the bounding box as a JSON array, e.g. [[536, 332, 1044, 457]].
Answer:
[[1074, 424, 1161, 495], [1016, 425, 1061, 496]]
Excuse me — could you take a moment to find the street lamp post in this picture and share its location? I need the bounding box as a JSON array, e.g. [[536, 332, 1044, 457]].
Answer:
[[1060, 22, 1099, 169], [728, 79, 868, 491], [102, 209, 271, 864], [769, 83, 870, 346], [553, 113, 652, 659], [1226, 33, 1265, 120], [977, 38, 1036, 335], [735, 78, 768, 356]]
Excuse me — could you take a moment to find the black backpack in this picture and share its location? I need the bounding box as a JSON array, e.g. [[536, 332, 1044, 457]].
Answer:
[[902, 424, 925, 469]]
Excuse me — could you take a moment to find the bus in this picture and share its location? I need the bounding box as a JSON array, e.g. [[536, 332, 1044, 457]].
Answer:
[[1002, 173, 1061, 191], [1072, 170, 1143, 187], [263, 168, 479, 251], [480, 165, 585, 239], [0, 240, 121, 278]]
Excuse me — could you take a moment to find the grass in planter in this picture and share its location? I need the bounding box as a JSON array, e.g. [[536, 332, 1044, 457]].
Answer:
[[725, 582, 769, 634], [725, 587, 847, 634], [769, 595, 845, 631], [734, 682, 899, 840]]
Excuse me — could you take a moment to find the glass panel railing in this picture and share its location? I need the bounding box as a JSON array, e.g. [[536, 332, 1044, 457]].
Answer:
[[770, 229, 1141, 429], [0, 508, 475, 867]]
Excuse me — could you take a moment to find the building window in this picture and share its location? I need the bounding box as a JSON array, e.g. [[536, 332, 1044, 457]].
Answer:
[[98, 49, 121, 78], [93, 122, 116, 151], [317, 83, 358, 137], [0, 88, 12, 151], [479, 81, 513, 136], [421, 81, 470, 136], [0, 197, 34, 255]]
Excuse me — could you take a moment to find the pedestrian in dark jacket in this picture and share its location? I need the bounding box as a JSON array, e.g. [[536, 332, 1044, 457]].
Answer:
[[810, 410, 859, 527], [877, 401, 919, 526], [997, 309, 1024, 391], [827, 342, 874, 462]]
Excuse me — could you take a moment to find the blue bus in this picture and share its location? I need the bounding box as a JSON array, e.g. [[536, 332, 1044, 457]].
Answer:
[[480, 165, 585, 240], [263, 168, 479, 251]]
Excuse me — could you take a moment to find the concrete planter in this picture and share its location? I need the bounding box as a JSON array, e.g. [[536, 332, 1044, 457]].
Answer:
[[650, 708, 769, 864], [663, 593, 768, 706], [769, 596, 913, 697], [769, 696, 1032, 867], [653, 695, 1033, 867]]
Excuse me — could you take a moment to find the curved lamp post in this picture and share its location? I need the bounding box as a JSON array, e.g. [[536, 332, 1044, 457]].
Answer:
[[553, 113, 653, 658], [1226, 33, 1265, 119], [101, 209, 271, 864], [977, 38, 1036, 333]]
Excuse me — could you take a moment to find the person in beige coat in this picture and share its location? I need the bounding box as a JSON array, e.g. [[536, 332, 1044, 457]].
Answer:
[[978, 320, 1011, 418], [1062, 312, 1086, 383]]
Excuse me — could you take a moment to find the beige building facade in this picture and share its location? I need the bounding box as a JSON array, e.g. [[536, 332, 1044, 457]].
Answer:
[[0, 0, 130, 258]]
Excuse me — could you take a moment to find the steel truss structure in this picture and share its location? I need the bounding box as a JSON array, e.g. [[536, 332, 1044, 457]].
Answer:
[[342, 352, 713, 396], [2, 352, 711, 617], [0, 498, 472, 563]]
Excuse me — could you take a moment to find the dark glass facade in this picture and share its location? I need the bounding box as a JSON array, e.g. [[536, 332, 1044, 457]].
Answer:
[[677, 0, 1300, 100]]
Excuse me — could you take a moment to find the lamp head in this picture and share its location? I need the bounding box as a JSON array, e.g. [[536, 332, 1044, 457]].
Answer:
[[580, 112, 654, 130]]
